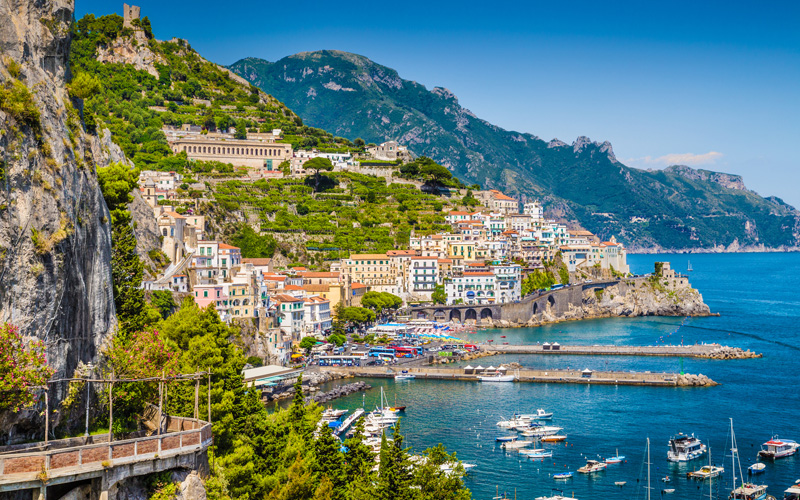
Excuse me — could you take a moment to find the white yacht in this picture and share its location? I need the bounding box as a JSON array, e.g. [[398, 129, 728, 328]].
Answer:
[[667, 433, 707, 462]]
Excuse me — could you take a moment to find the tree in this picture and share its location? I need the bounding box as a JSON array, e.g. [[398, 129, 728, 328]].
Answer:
[[304, 157, 334, 192], [328, 333, 346, 346], [97, 162, 138, 222], [431, 285, 447, 304], [231, 225, 277, 258], [339, 307, 376, 326], [68, 72, 102, 100], [299, 336, 317, 355], [377, 422, 413, 500], [313, 425, 346, 499], [354, 138, 365, 149], [0, 323, 54, 412], [234, 119, 248, 139]]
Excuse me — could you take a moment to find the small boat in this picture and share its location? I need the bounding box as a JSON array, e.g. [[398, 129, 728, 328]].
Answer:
[[394, 371, 415, 380], [553, 472, 574, 480], [496, 435, 518, 442], [748, 463, 766, 475], [687, 260, 693, 272], [520, 448, 553, 458], [783, 480, 800, 500], [667, 433, 707, 462], [729, 419, 775, 500], [521, 426, 563, 438], [500, 336, 506, 338], [541, 435, 568, 443], [502, 440, 534, 450], [577, 459, 608, 474], [688, 464, 725, 480], [662, 476, 671, 483], [520, 408, 553, 420], [390, 406, 407, 412], [614, 481, 627, 487], [321, 408, 348, 420], [535, 494, 577, 500], [605, 449, 626, 464], [663, 489, 675, 494], [478, 372, 515, 382], [758, 436, 799, 460]]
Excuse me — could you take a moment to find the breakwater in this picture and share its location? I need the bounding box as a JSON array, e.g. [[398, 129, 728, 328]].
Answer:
[[321, 366, 716, 387], [486, 343, 761, 359], [307, 381, 372, 404]]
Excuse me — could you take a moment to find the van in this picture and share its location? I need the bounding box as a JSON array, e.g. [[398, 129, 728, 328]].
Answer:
[[464, 344, 479, 352]]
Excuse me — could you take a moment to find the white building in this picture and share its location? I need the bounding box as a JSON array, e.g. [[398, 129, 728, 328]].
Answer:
[[303, 296, 332, 335], [406, 256, 439, 301], [445, 271, 497, 305], [490, 263, 522, 304]]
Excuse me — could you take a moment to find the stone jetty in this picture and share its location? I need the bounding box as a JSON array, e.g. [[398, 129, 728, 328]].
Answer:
[[696, 346, 762, 359], [308, 381, 372, 404], [487, 343, 760, 359]]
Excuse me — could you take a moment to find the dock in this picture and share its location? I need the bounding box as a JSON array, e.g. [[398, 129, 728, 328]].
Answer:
[[334, 408, 364, 437], [321, 366, 716, 387], [484, 343, 760, 359]]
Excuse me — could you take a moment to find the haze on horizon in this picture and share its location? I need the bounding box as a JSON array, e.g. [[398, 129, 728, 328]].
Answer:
[[76, 0, 800, 207]]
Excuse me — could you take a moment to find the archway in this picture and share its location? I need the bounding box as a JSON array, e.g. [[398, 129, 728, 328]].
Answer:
[[533, 302, 539, 315], [464, 309, 477, 321], [548, 295, 556, 308], [434, 309, 446, 322], [416, 311, 427, 319], [480, 308, 493, 320], [449, 309, 462, 323]]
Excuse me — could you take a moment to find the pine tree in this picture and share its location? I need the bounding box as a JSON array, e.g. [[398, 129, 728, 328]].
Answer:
[[343, 419, 375, 482], [377, 422, 413, 500], [313, 425, 345, 499], [289, 374, 310, 439]]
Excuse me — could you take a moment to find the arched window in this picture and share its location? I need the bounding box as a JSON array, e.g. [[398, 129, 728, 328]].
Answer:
[[236, 148, 239, 155]]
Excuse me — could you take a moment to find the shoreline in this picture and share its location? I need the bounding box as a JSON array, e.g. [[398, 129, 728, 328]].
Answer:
[[628, 247, 800, 255]]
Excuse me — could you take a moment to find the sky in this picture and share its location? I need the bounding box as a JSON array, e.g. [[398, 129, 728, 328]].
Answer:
[[77, 1, 800, 206]]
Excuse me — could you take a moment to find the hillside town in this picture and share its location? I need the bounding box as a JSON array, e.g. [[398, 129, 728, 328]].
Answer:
[[136, 128, 629, 364]]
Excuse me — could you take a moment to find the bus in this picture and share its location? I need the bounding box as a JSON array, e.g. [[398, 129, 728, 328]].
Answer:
[[392, 346, 422, 358], [368, 347, 396, 360]]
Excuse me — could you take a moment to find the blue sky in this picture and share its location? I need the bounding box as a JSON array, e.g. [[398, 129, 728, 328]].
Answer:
[[78, 1, 800, 206]]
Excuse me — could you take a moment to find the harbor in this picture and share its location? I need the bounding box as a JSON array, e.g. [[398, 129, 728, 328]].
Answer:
[[320, 365, 716, 387]]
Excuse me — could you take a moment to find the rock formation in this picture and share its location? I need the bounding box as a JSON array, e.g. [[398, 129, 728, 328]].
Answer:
[[0, 0, 119, 440]]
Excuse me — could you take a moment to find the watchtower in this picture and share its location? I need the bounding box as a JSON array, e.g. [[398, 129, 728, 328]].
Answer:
[[123, 3, 141, 29]]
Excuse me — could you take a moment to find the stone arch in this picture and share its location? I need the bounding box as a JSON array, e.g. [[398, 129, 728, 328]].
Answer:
[[464, 309, 477, 321], [480, 308, 493, 320], [433, 309, 446, 321], [533, 302, 539, 315], [416, 311, 427, 319], [548, 295, 556, 308], [233, 299, 241, 306], [449, 309, 461, 323]]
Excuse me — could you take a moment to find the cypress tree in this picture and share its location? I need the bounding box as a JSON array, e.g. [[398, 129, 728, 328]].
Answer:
[[313, 424, 346, 499]]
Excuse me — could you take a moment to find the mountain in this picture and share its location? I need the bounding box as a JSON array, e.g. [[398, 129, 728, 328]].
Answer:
[[230, 51, 800, 251]]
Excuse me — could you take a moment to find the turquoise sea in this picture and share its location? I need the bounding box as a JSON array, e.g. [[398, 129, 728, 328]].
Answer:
[[327, 253, 800, 500]]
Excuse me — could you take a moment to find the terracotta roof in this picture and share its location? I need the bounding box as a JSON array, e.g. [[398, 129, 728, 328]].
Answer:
[[502, 230, 519, 235], [411, 256, 436, 260], [601, 241, 618, 246], [387, 250, 417, 256], [243, 258, 272, 266], [302, 284, 331, 292], [298, 271, 340, 278], [466, 262, 486, 267], [350, 283, 367, 289], [274, 294, 302, 302], [463, 272, 494, 276], [304, 296, 329, 304], [291, 266, 308, 271], [263, 275, 287, 281], [492, 192, 516, 201], [218, 243, 240, 250], [437, 259, 453, 264], [284, 285, 304, 291], [163, 211, 186, 219]]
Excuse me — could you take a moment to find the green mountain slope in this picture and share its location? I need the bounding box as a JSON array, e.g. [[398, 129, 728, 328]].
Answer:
[[230, 51, 800, 251]]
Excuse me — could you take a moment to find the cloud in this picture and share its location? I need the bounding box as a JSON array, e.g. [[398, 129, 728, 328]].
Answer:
[[624, 151, 724, 168]]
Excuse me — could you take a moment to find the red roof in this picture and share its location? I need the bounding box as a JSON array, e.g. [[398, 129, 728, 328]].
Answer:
[[464, 271, 494, 276], [274, 294, 302, 302], [350, 283, 367, 289], [218, 243, 240, 250], [284, 285, 304, 291]]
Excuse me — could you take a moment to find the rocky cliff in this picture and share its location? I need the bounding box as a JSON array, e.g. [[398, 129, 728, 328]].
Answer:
[[0, 0, 118, 439]]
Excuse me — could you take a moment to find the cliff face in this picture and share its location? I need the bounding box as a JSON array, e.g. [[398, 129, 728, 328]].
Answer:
[[0, 0, 118, 438]]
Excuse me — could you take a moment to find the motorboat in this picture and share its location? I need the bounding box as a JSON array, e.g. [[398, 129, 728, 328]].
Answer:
[[439, 462, 476, 475], [758, 437, 799, 460], [478, 372, 515, 382], [688, 465, 725, 480], [663, 489, 675, 494], [783, 480, 800, 500], [662, 476, 671, 483], [667, 433, 707, 462], [688, 446, 724, 479], [502, 440, 534, 450], [748, 463, 766, 475], [321, 408, 348, 420], [577, 459, 608, 474], [614, 481, 627, 486], [519, 409, 553, 420], [553, 472, 574, 480], [541, 435, 567, 443], [605, 449, 626, 464], [730, 484, 774, 500], [521, 426, 563, 438], [536, 495, 577, 500], [496, 435, 518, 442], [520, 448, 553, 458], [394, 371, 415, 380]]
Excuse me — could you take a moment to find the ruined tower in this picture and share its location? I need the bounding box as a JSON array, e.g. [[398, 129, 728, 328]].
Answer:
[[122, 3, 141, 29]]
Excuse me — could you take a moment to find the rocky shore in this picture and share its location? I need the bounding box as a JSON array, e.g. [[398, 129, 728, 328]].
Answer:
[[307, 381, 372, 404], [677, 373, 718, 387], [697, 346, 762, 360]]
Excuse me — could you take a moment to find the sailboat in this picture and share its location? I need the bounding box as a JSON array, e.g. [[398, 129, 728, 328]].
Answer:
[[729, 418, 775, 500], [688, 445, 724, 479], [687, 260, 693, 272]]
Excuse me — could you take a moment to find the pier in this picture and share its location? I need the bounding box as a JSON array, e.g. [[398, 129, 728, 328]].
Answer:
[[484, 343, 760, 359], [321, 366, 716, 387]]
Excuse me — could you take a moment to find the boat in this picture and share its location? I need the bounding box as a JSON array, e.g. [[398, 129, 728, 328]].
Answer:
[[520, 448, 553, 458], [748, 463, 766, 475], [535, 492, 577, 500], [577, 459, 608, 474], [478, 372, 515, 382], [502, 440, 534, 450], [391, 406, 407, 412], [521, 426, 563, 438], [394, 370, 415, 380], [321, 408, 348, 420], [496, 435, 518, 442], [519, 409, 553, 420], [439, 462, 476, 475], [605, 449, 626, 464], [783, 480, 800, 500], [688, 446, 724, 480], [663, 489, 675, 494], [688, 260, 693, 272], [553, 472, 574, 480], [662, 476, 671, 483], [758, 437, 799, 460], [615, 481, 627, 486], [729, 418, 775, 500], [541, 435, 567, 442], [667, 433, 707, 462]]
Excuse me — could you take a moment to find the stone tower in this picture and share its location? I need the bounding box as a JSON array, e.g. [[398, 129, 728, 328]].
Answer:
[[123, 3, 141, 29]]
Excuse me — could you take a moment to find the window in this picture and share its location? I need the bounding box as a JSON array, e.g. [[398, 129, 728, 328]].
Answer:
[[203, 291, 208, 297]]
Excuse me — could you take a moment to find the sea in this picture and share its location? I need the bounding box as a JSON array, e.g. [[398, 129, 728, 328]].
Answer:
[[322, 253, 800, 500]]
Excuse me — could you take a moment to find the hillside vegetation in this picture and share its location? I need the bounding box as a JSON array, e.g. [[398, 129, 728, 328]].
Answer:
[[231, 51, 800, 251]]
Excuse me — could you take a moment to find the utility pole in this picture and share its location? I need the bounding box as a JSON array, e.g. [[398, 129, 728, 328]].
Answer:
[[84, 363, 94, 438]]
